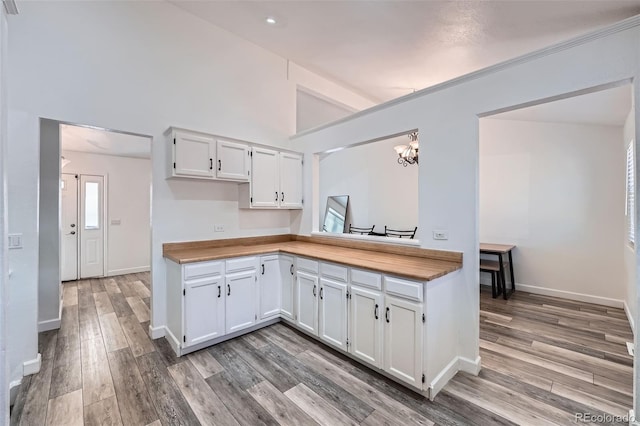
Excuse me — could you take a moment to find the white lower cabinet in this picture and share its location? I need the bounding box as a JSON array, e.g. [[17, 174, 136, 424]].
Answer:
[[384, 295, 423, 388], [259, 255, 281, 319], [318, 278, 348, 350], [184, 276, 225, 346], [225, 271, 258, 334], [349, 285, 383, 368], [296, 271, 319, 335], [280, 255, 295, 320]]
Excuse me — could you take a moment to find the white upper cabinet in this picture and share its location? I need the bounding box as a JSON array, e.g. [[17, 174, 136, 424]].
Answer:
[[279, 152, 303, 208], [249, 147, 280, 207], [172, 130, 215, 179], [216, 139, 250, 181], [240, 148, 303, 210]]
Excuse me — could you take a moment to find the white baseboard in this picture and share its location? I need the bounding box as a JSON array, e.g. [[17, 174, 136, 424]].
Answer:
[[512, 283, 624, 308], [624, 301, 635, 334], [149, 324, 166, 339], [107, 266, 150, 276], [428, 355, 481, 400], [428, 357, 460, 400], [38, 317, 61, 332], [164, 327, 181, 356], [458, 355, 482, 375], [23, 353, 41, 376], [9, 379, 22, 405]]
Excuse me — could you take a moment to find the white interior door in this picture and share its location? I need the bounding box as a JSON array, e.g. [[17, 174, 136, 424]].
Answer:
[[61, 173, 79, 281], [80, 175, 105, 279]]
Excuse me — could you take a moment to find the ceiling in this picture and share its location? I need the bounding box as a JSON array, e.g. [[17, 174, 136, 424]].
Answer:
[[60, 124, 151, 159], [491, 84, 633, 126], [170, 1, 640, 103]]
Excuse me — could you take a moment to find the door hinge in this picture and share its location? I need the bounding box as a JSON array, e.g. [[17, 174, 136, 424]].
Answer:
[[183, 336, 186, 343], [255, 276, 257, 282], [346, 292, 349, 300], [183, 289, 185, 296], [250, 197, 253, 203], [173, 138, 176, 145], [173, 162, 176, 169], [255, 314, 257, 320], [346, 339, 349, 347], [422, 374, 425, 384], [248, 170, 250, 176], [422, 313, 425, 323], [75, 174, 79, 179], [250, 151, 253, 157]]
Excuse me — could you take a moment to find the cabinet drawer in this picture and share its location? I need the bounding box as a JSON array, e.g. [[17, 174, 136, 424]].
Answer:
[[297, 257, 319, 274], [320, 262, 348, 282], [184, 261, 223, 280], [384, 276, 423, 302], [226, 257, 257, 273], [351, 269, 382, 290]]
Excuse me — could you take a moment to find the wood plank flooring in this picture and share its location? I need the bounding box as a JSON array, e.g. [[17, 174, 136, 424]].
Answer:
[[11, 274, 634, 425]]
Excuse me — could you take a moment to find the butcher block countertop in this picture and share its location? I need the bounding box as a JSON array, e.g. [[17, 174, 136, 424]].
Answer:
[[163, 234, 462, 282]]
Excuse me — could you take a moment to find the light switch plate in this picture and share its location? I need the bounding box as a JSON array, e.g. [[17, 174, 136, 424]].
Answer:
[[8, 234, 22, 249]]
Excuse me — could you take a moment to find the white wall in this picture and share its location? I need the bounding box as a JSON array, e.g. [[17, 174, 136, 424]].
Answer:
[[0, 7, 8, 422], [624, 109, 637, 328], [6, 0, 372, 385], [291, 20, 640, 395], [479, 118, 626, 303], [319, 136, 418, 233], [297, 89, 356, 133], [61, 151, 151, 276]]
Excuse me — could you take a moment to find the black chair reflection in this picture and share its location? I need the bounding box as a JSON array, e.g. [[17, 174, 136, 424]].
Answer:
[[349, 224, 375, 235], [384, 226, 418, 239]]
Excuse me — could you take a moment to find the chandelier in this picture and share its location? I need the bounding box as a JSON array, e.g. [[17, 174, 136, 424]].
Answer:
[[393, 132, 419, 166]]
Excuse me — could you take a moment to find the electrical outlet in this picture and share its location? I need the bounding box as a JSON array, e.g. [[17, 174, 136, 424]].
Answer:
[[8, 234, 22, 249], [433, 230, 448, 240], [214, 224, 225, 232]]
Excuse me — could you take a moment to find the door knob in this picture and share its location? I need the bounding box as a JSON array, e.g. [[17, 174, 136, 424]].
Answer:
[[69, 231, 76, 235], [70, 224, 76, 228]]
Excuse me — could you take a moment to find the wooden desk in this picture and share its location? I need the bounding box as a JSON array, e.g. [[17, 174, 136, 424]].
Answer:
[[480, 243, 516, 299]]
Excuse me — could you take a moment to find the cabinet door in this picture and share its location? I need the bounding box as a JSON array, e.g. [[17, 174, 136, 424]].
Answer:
[[184, 277, 225, 347], [280, 256, 295, 320], [296, 271, 318, 335], [350, 286, 383, 368], [279, 152, 303, 209], [251, 147, 279, 207], [226, 271, 258, 334], [259, 256, 280, 319], [216, 140, 250, 181], [318, 278, 348, 350], [384, 296, 423, 388], [174, 131, 215, 178]]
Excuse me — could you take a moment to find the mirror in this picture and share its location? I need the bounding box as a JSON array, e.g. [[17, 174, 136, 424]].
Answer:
[[322, 195, 350, 233]]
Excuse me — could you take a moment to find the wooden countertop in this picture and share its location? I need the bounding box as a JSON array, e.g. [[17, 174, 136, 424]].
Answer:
[[163, 236, 462, 282], [480, 243, 516, 253]]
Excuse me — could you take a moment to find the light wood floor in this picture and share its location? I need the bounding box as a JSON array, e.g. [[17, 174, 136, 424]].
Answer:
[[10, 274, 634, 425]]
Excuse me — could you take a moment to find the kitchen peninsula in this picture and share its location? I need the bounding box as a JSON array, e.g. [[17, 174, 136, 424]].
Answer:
[[163, 234, 463, 399]]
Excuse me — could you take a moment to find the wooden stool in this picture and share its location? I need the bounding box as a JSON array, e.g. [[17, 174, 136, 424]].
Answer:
[[480, 259, 504, 298]]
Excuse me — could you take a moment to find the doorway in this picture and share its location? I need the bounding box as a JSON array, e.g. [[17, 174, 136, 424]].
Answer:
[[61, 173, 106, 280]]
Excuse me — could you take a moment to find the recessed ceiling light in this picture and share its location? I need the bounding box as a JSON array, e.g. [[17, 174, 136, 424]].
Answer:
[[265, 17, 277, 25]]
